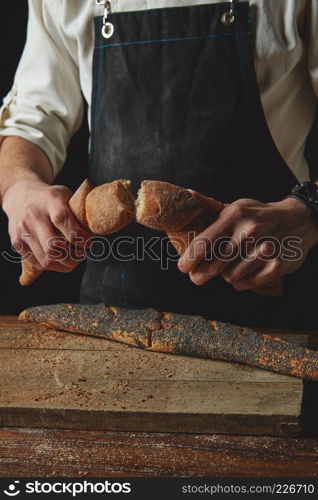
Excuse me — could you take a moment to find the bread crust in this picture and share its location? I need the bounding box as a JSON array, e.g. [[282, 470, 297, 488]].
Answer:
[[19, 261, 43, 287], [19, 179, 135, 286], [136, 180, 283, 297], [19, 302, 318, 381], [167, 210, 219, 254], [68, 178, 94, 232], [136, 180, 205, 231], [19, 178, 284, 296], [86, 179, 135, 235]]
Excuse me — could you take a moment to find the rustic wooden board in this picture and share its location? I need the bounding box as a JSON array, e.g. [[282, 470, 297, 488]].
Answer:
[[0, 317, 309, 436], [0, 428, 318, 477]]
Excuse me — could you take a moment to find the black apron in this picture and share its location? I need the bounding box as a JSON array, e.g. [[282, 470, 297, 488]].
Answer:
[[81, 1, 318, 330]]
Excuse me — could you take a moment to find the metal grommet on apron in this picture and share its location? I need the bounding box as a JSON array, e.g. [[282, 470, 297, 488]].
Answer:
[[221, 0, 236, 25], [83, 1, 318, 330], [96, 0, 114, 39]]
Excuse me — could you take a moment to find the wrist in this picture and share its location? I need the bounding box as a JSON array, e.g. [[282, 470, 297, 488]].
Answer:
[[277, 196, 312, 215], [2, 175, 49, 214], [275, 197, 318, 245], [0, 136, 54, 205]]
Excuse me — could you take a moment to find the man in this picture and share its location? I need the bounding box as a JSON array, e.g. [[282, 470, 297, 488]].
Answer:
[[0, 0, 318, 328]]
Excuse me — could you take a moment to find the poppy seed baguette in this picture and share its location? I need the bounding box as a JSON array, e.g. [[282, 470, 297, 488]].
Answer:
[[19, 302, 318, 381]]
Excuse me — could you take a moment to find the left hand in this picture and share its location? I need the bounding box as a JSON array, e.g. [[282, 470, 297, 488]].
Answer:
[[178, 192, 318, 291]]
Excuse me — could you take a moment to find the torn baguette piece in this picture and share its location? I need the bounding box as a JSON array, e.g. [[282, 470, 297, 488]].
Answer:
[[19, 178, 94, 287], [68, 178, 94, 232], [136, 180, 224, 231], [19, 261, 43, 287], [167, 209, 222, 255], [85, 179, 135, 235], [19, 179, 135, 286], [136, 180, 283, 297]]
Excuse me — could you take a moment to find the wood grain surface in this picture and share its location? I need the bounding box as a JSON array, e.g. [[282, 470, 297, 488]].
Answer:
[[0, 316, 309, 436], [0, 427, 318, 477]]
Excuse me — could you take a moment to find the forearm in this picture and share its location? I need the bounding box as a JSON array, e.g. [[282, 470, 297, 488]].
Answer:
[[0, 136, 54, 207]]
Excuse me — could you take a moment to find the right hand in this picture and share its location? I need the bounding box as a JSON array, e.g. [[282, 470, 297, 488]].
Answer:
[[2, 179, 91, 273]]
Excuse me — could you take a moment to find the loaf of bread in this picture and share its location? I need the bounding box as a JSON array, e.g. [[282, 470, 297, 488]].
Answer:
[[135, 180, 217, 231], [19, 179, 135, 286], [19, 303, 318, 381], [19, 178, 283, 296], [135, 180, 224, 254], [136, 181, 283, 296], [85, 179, 135, 235], [19, 261, 43, 287], [68, 178, 94, 231]]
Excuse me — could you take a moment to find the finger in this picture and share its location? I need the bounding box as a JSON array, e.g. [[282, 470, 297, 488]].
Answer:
[[188, 220, 262, 285], [233, 259, 283, 292], [219, 232, 262, 283], [12, 237, 32, 258], [47, 237, 86, 268], [29, 214, 86, 271], [15, 220, 46, 269], [54, 237, 86, 263], [188, 237, 241, 285], [47, 259, 82, 274], [188, 189, 226, 214], [254, 238, 281, 261], [49, 203, 91, 246], [188, 263, 217, 286], [222, 235, 280, 284], [178, 198, 260, 274], [222, 255, 263, 285], [178, 218, 232, 274], [12, 238, 40, 269], [25, 216, 78, 271], [40, 237, 84, 270]]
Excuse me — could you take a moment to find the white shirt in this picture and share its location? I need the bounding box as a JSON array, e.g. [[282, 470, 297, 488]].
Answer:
[[0, 0, 317, 183]]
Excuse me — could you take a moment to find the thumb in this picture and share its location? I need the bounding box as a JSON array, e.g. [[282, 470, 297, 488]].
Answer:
[[188, 189, 226, 214]]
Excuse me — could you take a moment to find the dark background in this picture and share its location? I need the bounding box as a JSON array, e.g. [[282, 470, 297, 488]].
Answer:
[[0, 1, 90, 314], [0, 1, 317, 315]]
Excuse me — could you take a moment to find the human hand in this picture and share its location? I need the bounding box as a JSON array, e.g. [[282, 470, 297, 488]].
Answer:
[[2, 179, 91, 273], [178, 192, 318, 291]]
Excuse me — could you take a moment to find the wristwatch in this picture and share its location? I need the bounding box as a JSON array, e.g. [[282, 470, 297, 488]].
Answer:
[[286, 181, 318, 223]]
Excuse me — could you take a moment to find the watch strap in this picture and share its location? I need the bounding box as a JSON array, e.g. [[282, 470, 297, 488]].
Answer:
[[285, 181, 318, 224]]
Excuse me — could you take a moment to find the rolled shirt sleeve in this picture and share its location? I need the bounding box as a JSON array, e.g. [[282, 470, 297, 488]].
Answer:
[[307, 0, 318, 100], [0, 0, 84, 177]]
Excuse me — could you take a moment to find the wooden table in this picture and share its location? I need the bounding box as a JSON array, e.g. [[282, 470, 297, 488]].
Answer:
[[1, 316, 318, 477]]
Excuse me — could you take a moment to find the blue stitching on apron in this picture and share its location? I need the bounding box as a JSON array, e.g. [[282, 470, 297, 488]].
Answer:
[[95, 32, 251, 50]]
